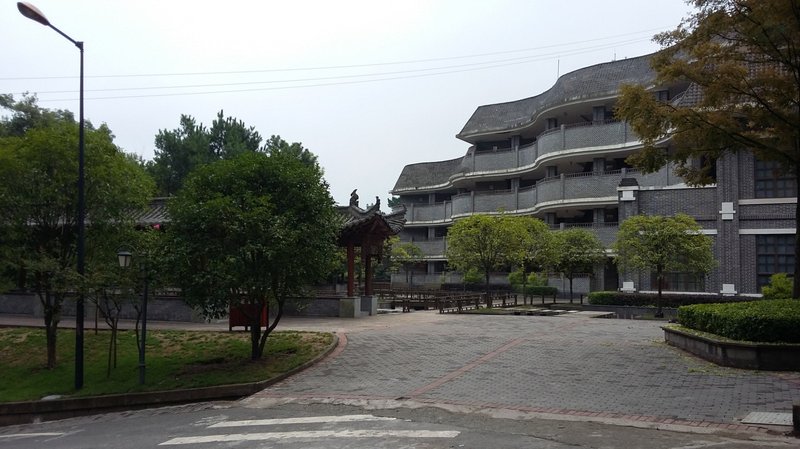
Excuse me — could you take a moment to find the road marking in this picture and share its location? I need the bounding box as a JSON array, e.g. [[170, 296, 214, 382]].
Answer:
[[160, 429, 460, 445], [0, 433, 64, 439], [209, 414, 396, 427]]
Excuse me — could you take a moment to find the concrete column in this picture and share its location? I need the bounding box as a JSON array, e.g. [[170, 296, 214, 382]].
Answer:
[[346, 242, 355, 297], [717, 152, 741, 294], [593, 157, 606, 172]]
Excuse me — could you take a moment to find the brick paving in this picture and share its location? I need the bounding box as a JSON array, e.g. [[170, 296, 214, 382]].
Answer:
[[257, 312, 800, 429]]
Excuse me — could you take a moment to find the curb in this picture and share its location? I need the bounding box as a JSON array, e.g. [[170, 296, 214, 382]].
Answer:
[[0, 333, 340, 427]]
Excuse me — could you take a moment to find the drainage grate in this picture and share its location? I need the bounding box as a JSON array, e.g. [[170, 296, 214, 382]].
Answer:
[[740, 412, 793, 426]]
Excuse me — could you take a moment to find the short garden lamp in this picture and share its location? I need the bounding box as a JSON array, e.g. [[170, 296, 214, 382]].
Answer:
[[117, 250, 132, 269], [116, 248, 149, 385]]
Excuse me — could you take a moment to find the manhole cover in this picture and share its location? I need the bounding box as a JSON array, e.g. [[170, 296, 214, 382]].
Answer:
[[741, 412, 793, 426]]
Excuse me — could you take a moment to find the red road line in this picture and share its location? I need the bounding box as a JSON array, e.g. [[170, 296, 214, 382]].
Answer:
[[406, 336, 528, 398]]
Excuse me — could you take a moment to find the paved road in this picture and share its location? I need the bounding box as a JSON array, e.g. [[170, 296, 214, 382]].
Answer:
[[2, 311, 800, 447], [250, 311, 800, 432]]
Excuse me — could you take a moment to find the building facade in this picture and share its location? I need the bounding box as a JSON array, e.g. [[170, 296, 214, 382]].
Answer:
[[390, 53, 796, 296]]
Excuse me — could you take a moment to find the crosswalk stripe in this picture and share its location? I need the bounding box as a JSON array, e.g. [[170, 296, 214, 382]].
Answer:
[[160, 430, 460, 445], [209, 414, 396, 428], [0, 433, 64, 439]]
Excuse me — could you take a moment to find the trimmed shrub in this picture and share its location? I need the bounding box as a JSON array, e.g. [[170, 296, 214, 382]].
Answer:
[[525, 285, 558, 296], [678, 299, 800, 343], [586, 291, 617, 305], [587, 291, 757, 308], [762, 273, 793, 300]]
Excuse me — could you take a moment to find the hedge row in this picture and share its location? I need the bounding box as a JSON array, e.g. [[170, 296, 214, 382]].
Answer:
[[518, 286, 558, 296], [587, 291, 757, 308], [677, 300, 800, 343]]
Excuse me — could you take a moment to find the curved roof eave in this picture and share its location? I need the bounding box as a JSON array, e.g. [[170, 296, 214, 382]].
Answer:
[[456, 53, 658, 142]]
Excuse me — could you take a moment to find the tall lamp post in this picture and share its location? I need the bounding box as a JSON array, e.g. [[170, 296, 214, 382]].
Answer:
[[17, 2, 86, 390], [117, 249, 149, 385]]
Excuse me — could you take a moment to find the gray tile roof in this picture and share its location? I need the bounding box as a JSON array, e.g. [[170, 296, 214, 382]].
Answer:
[[336, 201, 407, 242], [457, 53, 659, 141], [391, 157, 465, 193], [130, 197, 170, 226]]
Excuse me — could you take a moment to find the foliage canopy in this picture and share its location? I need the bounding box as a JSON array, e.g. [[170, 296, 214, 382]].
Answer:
[[168, 150, 338, 359], [615, 0, 800, 295]]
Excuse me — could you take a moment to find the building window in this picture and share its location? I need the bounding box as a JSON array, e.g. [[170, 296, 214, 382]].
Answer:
[[651, 272, 705, 292], [756, 235, 795, 287], [755, 159, 796, 198], [655, 89, 670, 102]]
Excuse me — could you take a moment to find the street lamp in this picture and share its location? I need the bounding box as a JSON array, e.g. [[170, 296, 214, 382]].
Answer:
[[17, 1, 87, 390], [117, 248, 149, 385]]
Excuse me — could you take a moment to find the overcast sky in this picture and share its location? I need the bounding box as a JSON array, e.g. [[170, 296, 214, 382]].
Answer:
[[3, 0, 692, 208]]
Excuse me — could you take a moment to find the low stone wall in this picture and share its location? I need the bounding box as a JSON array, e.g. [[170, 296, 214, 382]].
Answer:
[[581, 304, 678, 319], [0, 292, 204, 322], [663, 326, 800, 371], [283, 297, 341, 317]]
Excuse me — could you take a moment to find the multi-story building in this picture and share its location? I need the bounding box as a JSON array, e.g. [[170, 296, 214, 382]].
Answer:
[[390, 53, 796, 296]]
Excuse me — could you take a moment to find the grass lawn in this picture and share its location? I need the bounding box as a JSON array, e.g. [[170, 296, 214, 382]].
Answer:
[[0, 327, 333, 403]]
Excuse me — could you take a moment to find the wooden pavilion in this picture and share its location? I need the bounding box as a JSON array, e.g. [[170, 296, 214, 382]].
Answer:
[[335, 190, 406, 316]]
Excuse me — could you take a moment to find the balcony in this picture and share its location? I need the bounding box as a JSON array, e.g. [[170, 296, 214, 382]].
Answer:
[[404, 167, 675, 225], [406, 202, 452, 223], [400, 238, 447, 257], [464, 120, 637, 176], [552, 222, 619, 246]]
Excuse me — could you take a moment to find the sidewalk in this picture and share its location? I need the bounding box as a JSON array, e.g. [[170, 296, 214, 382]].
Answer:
[[3, 311, 799, 438]]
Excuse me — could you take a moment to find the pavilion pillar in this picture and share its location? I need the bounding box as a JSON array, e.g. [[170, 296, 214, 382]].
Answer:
[[347, 242, 355, 297], [364, 252, 373, 296]]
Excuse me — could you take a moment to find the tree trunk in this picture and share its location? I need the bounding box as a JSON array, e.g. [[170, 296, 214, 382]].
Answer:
[[42, 290, 59, 369], [259, 297, 284, 359], [249, 302, 263, 361], [522, 274, 528, 305], [656, 269, 664, 318], [568, 276, 574, 300]]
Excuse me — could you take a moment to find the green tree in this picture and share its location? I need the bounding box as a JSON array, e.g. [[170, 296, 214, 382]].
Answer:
[[552, 228, 606, 300], [148, 111, 262, 196], [0, 97, 154, 369], [168, 150, 338, 360], [761, 273, 793, 300], [613, 214, 715, 317], [387, 236, 424, 288], [615, 0, 800, 296], [446, 214, 527, 292], [517, 217, 555, 299]]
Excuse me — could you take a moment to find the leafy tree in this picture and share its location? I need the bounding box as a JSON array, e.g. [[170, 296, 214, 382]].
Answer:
[[517, 217, 555, 300], [387, 196, 402, 209], [168, 150, 338, 360], [552, 228, 606, 300], [446, 214, 528, 292], [387, 236, 424, 288], [263, 135, 319, 169], [613, 214, 715, 317], [0, 97, 154, 369], [148, 111, 262, 196], [762, 272, 793, 299], [0, 93, 73, 137], [86, 227, 167, 377], [615, 0, 800, 296]]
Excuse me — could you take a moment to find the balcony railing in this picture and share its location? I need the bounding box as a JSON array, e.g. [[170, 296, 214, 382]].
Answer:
[[400, 238, 446, 256], [551, 222, 619, 246], [405, 166, 669, 224], [465, 120, 637, 175]]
